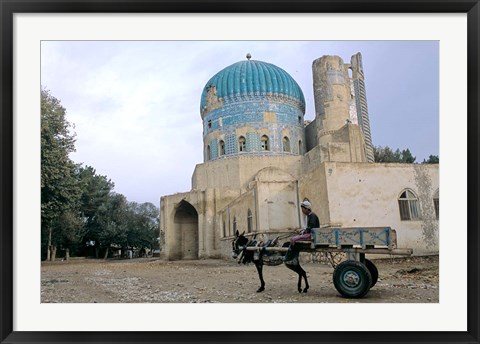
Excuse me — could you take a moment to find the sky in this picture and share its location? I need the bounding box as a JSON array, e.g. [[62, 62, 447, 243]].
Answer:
[[40, 41, 439, 206]]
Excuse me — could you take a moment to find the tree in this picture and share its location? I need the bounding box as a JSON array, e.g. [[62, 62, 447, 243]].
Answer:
[[96, 193, 129, 259], [423, 155, 439, 164], [374, 146, 395, 162], [126, 202, 160, 255], [400, 149, 416, 163], [52, 210, 85, 260], [41, 89, 80, 260], [373, 145, 416, 163], [77, 166, 113, 218], [76, 165, 114, 257]]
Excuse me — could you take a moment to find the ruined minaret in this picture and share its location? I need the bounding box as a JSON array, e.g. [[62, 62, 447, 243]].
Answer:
[[312, 55, 351, 144], [311, 53, 373, 163], [350, 53, 374, 162]]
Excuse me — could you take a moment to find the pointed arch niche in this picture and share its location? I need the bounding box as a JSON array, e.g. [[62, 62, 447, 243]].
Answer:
[[173, 200, 199, 259]]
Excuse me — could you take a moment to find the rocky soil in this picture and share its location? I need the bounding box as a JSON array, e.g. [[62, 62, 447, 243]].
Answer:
[[41, 255, 438, 303]]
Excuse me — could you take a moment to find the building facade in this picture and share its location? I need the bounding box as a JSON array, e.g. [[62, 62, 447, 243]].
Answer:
[[159, 53, 439, 260]]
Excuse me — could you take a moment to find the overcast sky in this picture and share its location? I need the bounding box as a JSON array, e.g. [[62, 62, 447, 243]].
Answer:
[[40, 40, 439, 206]]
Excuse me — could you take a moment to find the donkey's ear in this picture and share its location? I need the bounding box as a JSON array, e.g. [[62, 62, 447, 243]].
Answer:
[[235, 230, 239, 237], [240, 231, 245, 236]]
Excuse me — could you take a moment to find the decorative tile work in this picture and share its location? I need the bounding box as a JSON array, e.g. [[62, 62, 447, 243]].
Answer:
[[246, 131, 260, 152], [200, 59, 305, 112], [209, 138, 219, 160], [205, 124, 305, 161], [225, 134, 237, 155], [203, 99, 303, 133], [199, 59, 310, 162], [201, 96, 306, 160]]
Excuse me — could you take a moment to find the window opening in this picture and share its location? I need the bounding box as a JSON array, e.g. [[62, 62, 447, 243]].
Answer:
[[261, 135, 269, 151], [398, 189, 420, 221], [219, 140, 225, 156], [433, 189, 439, 220], [239, 136, 246, 152], [283, 136, 290, 152]]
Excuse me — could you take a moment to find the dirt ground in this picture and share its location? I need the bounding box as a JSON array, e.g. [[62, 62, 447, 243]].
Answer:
[[41, 255, 438, 303]]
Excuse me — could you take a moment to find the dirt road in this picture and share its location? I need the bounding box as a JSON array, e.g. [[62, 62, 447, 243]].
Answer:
[[41, 255, 438, 303]]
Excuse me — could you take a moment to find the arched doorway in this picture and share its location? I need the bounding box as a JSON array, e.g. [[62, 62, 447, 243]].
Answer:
[[173, 200, 199, 260]]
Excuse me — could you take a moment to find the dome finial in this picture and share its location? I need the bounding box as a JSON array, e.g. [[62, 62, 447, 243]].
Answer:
[[246, 53, 252, 60]]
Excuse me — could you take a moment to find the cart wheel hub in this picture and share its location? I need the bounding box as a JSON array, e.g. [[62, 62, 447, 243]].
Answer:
[[343, 270, 360, 287]]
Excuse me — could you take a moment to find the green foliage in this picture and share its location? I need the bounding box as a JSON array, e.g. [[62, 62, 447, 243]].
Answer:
[[40, 89, 160, 260], [41, 89, 82, 259], [422, 155, 439, 164], [76, 165, 115, 252], [41, 89, 79, 222], [77, 165, 114, 218], [400, 148, 416, 163], [126, 202, 160, 250], [96, 193, 129, 248], [373, 146, 416, 163], [53, 210, 86, 250]]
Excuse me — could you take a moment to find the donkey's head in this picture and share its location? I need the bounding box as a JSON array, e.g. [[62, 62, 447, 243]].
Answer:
[[231, 230, 249, 259]]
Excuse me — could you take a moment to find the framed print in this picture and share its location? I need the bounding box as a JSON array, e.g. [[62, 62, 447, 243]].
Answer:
[[1, 1, 479, 343]]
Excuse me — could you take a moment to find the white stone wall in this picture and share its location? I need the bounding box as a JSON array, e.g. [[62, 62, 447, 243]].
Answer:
[[321, 162, 439, 254], [191, 154, 302, 190], [162, 153, 439, 260]]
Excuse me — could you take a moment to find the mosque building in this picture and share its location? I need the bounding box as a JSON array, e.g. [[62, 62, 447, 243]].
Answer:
[[159, 52, 439, 260]]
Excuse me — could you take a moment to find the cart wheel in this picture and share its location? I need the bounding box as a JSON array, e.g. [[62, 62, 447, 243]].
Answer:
[[333, 260, 372, 298], [365, 259, 379, 288]]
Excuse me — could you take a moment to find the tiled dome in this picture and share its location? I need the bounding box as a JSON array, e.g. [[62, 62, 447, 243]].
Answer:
[[200, 58, 305, 113]]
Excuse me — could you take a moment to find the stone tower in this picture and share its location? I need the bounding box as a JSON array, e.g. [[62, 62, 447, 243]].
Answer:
[[350, 53, 375, 162], [311, 53, 373, 163]]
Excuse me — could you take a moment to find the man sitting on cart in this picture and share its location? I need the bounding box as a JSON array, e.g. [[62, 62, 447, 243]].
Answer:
[[289, 200, 320, 248]]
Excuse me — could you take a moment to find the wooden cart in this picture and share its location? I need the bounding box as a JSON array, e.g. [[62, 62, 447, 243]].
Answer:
[[244, 227, 413, 298]]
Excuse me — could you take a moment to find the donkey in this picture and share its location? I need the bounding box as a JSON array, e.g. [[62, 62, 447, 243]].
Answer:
[[232, 230, 309, 293]]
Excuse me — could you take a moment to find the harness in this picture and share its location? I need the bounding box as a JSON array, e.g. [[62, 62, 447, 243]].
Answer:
[[236, 234, 293, 266]]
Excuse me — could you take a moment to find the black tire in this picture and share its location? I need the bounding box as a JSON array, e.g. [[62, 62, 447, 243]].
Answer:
[[365, 259, 379, 288], [333, 260, 372, 298]]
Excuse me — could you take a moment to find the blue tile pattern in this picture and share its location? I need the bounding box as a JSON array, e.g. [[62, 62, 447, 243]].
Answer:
[[203, 97, 306, 161], [210, 138, 218, 159], [246, 131, 260, 152], [225, 134, 237, 155], [201, 58, 308, 162], [200, 59, 305, 113], [203, 99, 303, 133]]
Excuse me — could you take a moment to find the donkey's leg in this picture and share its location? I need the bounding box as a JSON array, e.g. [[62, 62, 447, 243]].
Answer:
[[299, 265, 309, 293], [254, 260, 265, 292], [285, 263, 303, 293], [291, 264, 309, 293], [296, 268, 303, 293]]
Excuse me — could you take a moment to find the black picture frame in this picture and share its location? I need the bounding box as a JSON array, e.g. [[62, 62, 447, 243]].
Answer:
[[1, 1, 479, 343]]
